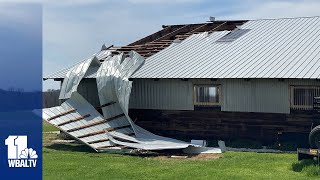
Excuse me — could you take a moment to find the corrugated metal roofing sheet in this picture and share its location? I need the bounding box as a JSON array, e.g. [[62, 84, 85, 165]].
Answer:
[[132, 16, 320, 79], [43, 50, 111, 80]]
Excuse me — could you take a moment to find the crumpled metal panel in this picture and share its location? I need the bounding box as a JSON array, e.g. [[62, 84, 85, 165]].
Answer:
[[41, 91, 189, 151], [96, 51, 190, 150], [44, 50, 112, 80], [39, 92, 132, 151], [59, 56, 101, 99], [41, 50, 220, 152]]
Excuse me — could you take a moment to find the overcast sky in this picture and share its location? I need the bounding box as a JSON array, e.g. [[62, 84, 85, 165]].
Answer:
[[41, 0, 320, 90], [0, 3, 41, 91]]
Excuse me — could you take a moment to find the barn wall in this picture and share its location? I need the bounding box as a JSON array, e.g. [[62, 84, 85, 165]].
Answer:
[[73, 78, 320, 113], [221, 79, 289, 113], [129, 109, 312, 143], [130, 78, 320, 114], [129, 79, 194, 110], [221, 79, 320, 114]]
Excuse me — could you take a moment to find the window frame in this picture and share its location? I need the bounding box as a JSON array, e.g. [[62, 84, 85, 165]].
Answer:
[[193, 84, 222, 106], [290, 85, 320, 110]]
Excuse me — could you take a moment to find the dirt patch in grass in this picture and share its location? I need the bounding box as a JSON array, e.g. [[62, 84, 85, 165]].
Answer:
[[153, 153, 223, 160], [43, 133, 59, 147]]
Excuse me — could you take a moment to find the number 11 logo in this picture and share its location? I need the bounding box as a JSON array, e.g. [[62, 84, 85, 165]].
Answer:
[[5, 136, 27, 159], [5, 135, 38, 168]]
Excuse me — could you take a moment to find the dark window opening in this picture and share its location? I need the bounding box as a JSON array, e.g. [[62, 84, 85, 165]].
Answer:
[[290, 86, 320, 110], [194, 85, 221, 106]]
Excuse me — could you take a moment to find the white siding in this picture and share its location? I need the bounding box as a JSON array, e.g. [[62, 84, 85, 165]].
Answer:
[[222, 79, 320, 114], [221, 79, 290, 113], [129, 79, 194, 110]]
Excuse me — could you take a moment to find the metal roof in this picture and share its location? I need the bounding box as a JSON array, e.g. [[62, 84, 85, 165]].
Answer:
[[44, 20, 246, 80], [132, 16, 320, 79]]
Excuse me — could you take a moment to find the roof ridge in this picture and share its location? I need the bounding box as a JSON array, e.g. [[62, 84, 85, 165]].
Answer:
[[245, 15, 320, 21]]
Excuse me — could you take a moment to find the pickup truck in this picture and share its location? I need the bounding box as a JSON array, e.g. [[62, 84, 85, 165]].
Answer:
[[309, 97, 320, 148]]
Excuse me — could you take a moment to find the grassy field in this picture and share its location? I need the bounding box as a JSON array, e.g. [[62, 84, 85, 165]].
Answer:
[[43, 122, 320, 180], [43, 120, 58, 132]]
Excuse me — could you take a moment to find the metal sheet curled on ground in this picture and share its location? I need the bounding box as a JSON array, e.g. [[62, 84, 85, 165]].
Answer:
[[40, 50, 222, 153]]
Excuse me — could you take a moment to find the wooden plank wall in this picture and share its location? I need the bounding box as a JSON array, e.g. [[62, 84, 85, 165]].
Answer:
[[129, 108, 312, 144]]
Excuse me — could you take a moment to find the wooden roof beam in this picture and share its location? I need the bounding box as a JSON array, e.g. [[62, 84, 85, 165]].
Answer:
[[66, 114, 125, 133], [128, 25, 184, 46], [186, 23, 210, 34], [136, 50, 161, 54], [96, 101, 116, 110], [47, 109, 76, 121], [144, 43, 170, 47], [151, 24, 191, 42], [57, 114, 91, 126], [207, 22, 228, 33]]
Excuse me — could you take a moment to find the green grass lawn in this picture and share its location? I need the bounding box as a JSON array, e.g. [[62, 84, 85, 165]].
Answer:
[[43, 133, 320, 180], [43, 120, 58, 132]]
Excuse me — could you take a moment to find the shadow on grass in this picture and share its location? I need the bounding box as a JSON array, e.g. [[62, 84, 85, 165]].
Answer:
[[292, 159, 320, 176], [45, 143, 96, 153]]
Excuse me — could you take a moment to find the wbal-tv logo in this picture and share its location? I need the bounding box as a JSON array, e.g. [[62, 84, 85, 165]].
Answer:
[[5, 136, 38, 168]]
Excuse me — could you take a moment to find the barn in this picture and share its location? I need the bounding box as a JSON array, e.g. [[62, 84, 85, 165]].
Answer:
[[44, 16, 320, 144]]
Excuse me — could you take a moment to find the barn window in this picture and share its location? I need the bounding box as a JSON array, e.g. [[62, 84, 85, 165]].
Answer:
[[290, 86, 320, 110], [194, 85, 221, 106]]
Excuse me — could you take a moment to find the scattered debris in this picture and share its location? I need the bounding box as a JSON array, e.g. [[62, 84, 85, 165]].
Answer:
[[154, 153, 222, 160], [43, 131, 59, 134], [51, 139, 77, 144]]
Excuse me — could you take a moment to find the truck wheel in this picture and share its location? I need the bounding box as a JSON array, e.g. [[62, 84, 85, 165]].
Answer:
[[309, 125, 320, 148]]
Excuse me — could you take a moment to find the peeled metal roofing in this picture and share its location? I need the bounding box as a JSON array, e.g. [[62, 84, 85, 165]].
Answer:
[[43, 50, 111, 80], [40, 92, 132, 151], [131, 16, 320, 79], [40, 51, 220, 152]]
